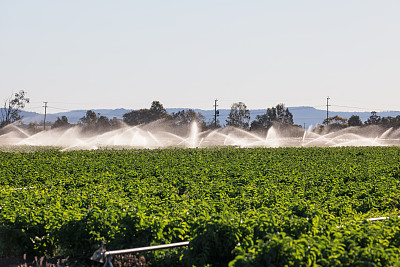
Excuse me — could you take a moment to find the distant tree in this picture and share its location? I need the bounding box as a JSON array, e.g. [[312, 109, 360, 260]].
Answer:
[[79, 110, 98, 126], [172, 109, 201, 125], [323, 115, 348, 126], [27, 121, 41, 133], [110, 117, 122, 128], [172, 109, 207, 129], [149, 101, 167, 118], [79, 111, 118, 132], [123, 101, 169, 126], [276, 104, 294, 124], [52, 116, 70, 129], [365, 111, 381, 125], [348, 115, 362, 127], [96, 116, 111, 130], [251, 104, 293, 131], [1, 90, 30, 128], [393, 116, 400, 128], [207, 118, 221, 129], [123, 109, 151, 125], [226, 102, 250, 129], [251, 107, 275, 131], [380, 115, 400, 128]]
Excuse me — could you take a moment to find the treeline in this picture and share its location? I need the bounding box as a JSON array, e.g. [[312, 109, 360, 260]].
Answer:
[[49, 101, 297, 132], [50, 101, 208, 132], [27, 101, 400, 133], [1, 90, 400, 132], [320, 111, 400, 130]]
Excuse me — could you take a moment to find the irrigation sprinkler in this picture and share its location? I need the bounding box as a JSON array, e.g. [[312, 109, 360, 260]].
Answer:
[[365, 216, 400, 222], [90, 241, 189, 267], [335, 215, 400, 228]]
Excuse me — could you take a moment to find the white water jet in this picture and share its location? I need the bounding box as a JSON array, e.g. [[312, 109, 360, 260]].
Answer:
[[265, 127, 280, 147], [189, 122, 199, 148], [380, 128, 393, 139]]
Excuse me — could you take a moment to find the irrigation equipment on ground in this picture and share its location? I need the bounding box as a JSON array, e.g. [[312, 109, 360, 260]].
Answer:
[[90, 241, 190, 267]]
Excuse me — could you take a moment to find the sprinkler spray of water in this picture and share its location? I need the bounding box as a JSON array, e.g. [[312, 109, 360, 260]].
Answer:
[[0, 122, 399, 150]]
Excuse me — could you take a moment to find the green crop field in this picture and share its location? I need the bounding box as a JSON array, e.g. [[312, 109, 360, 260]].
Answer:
[[1, 147, 400, 266]]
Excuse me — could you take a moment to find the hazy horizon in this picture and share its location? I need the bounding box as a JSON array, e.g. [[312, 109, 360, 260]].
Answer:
[[9, 105, 399, 131], [15, 105, 400, 116]]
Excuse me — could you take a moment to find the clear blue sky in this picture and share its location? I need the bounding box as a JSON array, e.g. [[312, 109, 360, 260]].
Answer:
[[1, 1, 399, 113]]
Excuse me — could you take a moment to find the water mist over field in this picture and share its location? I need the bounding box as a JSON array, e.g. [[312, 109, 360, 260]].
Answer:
[[0, 122, 400, 150]]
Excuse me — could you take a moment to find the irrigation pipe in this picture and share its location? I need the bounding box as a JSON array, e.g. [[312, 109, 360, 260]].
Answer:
[[90, 241, 189, 267], [365, 216, 400, 222]]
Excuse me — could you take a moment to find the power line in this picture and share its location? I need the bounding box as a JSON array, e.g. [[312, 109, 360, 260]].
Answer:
[[23, 106, 43, 110], [330, 105, 397, 113], [47, 106, 71, 111]]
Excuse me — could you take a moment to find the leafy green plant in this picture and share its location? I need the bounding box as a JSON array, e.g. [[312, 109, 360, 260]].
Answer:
[[1, 147, 400, 265]]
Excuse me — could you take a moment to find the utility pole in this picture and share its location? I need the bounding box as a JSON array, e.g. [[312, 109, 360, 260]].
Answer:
[[213, 99, 219, 129], [43, 102, 48, 130], [326, 97, 330, 125]]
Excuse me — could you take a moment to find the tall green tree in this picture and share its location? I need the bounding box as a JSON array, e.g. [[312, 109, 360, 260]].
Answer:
[[123, 101, 168, 126], [207, 118, 221, 129], [226, 102, 250, 129], [96, 116, 111, 130], [52, 116, 70, 129], [365, 111, 381, 125], [379, 115, 400, 128], [276, 103, 293, 124], [251, 103, 293, 131], [172, 109, 206, 129], [79, 110, 98, 126], [1, 90, 30, 127], [79, 111, 116, 132], [348, 115, 362, 127], [323, 115, 348, 126], [149, 101, 167, 118]]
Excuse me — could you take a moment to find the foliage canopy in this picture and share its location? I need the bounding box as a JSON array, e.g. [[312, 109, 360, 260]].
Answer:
[[1, 90, 30, 128], [1, 147, 400, 266]]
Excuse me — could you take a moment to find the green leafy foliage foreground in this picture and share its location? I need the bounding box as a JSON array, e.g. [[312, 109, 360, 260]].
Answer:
[[1, 147, 400, 266]]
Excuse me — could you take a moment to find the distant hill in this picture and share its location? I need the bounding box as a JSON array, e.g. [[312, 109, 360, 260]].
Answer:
[[17, 109, 130, 125], [10, 107, 400, 129]]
